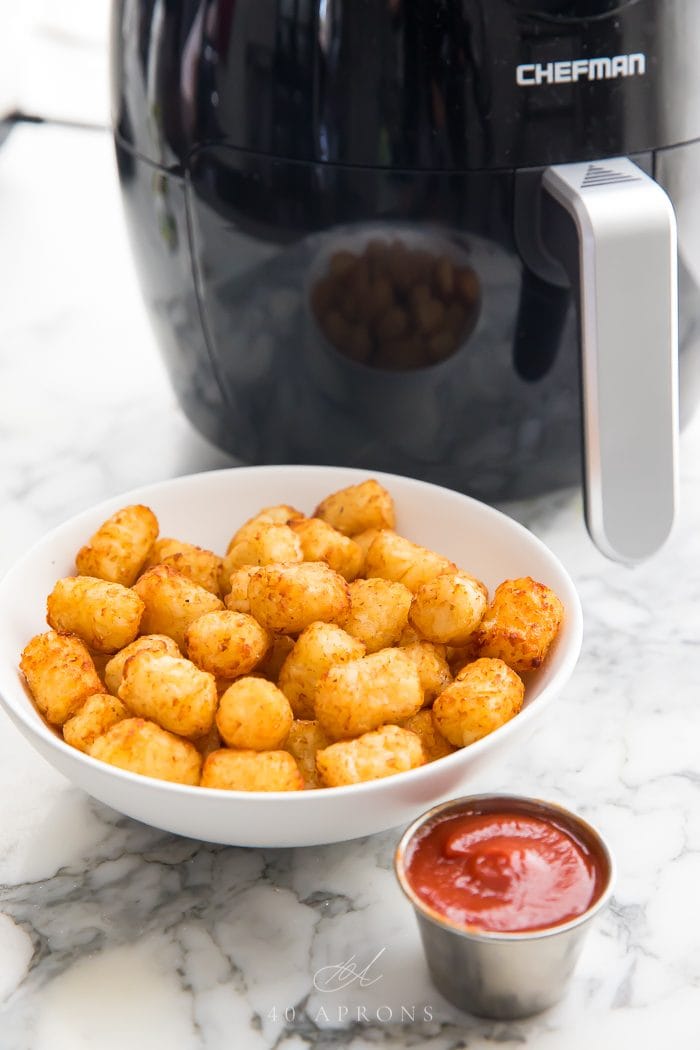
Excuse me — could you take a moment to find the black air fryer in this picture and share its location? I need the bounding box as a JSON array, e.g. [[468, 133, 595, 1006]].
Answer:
[[111, 0, 700, 561]]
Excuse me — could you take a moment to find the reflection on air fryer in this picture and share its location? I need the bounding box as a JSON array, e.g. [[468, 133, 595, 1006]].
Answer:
[[310, 236, 481, 371]]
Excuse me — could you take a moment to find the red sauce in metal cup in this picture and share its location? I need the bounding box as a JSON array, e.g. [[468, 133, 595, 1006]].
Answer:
[[404, 807, 607, 933]]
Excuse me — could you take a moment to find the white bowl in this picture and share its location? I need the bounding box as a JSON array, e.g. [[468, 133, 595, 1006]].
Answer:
[[0, 466, 582, 847]]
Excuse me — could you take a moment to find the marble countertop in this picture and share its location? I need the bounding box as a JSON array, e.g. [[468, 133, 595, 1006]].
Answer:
[[2, 121, 700, 1050]]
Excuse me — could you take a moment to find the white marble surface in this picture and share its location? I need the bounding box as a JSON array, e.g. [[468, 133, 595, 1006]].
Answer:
[[0, 2, 109, 126], [2, 120, 700, 1050]]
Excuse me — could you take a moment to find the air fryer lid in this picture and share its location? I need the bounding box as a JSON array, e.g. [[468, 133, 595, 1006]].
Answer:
[[112, 0, 700, 173]]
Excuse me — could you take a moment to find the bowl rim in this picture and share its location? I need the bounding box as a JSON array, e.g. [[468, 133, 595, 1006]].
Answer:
[[0, 464, 584, 802], [393, 793, 616, 942]]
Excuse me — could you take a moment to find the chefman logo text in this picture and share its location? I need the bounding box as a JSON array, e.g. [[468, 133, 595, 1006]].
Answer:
[[516, 52, 646, 86]]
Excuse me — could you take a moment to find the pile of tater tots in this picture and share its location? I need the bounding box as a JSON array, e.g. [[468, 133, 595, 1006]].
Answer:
[[19, 479, 564, 791]]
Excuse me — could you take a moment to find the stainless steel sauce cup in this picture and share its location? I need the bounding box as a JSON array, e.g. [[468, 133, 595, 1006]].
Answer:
[[394, 794, 615, 1020]]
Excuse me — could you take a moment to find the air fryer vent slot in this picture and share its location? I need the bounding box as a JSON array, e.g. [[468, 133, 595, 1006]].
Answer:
[[581, 164, 641, 188]]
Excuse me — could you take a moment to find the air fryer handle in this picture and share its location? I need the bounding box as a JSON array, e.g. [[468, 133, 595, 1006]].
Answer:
[[541, 158, 679, 563]]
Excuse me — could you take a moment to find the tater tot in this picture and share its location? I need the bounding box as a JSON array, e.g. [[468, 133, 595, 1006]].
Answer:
[[118, 650, 217, 738], [215, 676, 236, 698], [201, 749, 304, 791], [314, 479, 395, 536], [224, 566, 260, 610], [475, 577, 564, 672], [216, 677, 293, 750], [20, 480, 565, 798], [185, 610, 271, 678], [291, 518, 364, 581], [400, 641, 452, 706], [193, 723, 223, 759], [352, 527, 382, 559], [104, 633, 181, 695], [278, 622, 365, 719], [20, 630, 104, 725], [142, 538, 223, 596], [89, 718, 201, 785], [63, 693, 129, 752], [409, 570, 488, 646], [142, 537, 188, 572], [132, 565, 223, 649], [46, 576, 144, 654], [432, 658, 524, 747], [88, 649, 110, 684], [223, 523, 302, 578], [316, 724, 424, 787], [339, 578, 412, 653], [75, 504, 159, 586], [364, 531, 456, 592], [401, 709, 456, 761], [446, 640, 481, 675], [248, 563, 350, 635], [256, 634, 295, 683], [315, 648, 423, 740], [398, 624, 423, 646], [352, 527, 382, 574], [284, 720, 330, 788], [227, 505, 305, 550]]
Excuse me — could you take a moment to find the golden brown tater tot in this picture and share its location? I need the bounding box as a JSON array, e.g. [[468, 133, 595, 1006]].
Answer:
[[315, 648, 422, 739], [20, 630, 104, 725], [132, 565, 223, 649], [284, 720, 330, 788], [316, 724, 424, 786], [201, 749, 303, 791], [104, 634, 180, 695], [314, 479, 395, 536], [118, 649, 217, 738], [475, 577, 564, 672], [339, 578, 412, 653], [46, 576, 144, 654], [291, 518, 364, 581], [278, 621, 365, 719], [63, 693, 129, 752], [408, 570, 487, 646], [216, 677, 293, 751], [364, 531, 456, 592], [185, 610, 271, 678], [432, 658, 524, 747], [248, 563, 349, 635], [75, 505, 158, 586], [89, 718, 201, 785]]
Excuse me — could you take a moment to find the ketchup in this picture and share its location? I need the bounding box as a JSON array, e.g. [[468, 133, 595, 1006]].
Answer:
[[404, 808, 605, 933]]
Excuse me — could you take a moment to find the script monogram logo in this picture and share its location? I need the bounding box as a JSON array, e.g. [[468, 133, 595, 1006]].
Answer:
[[313, 948, 387, 993]]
